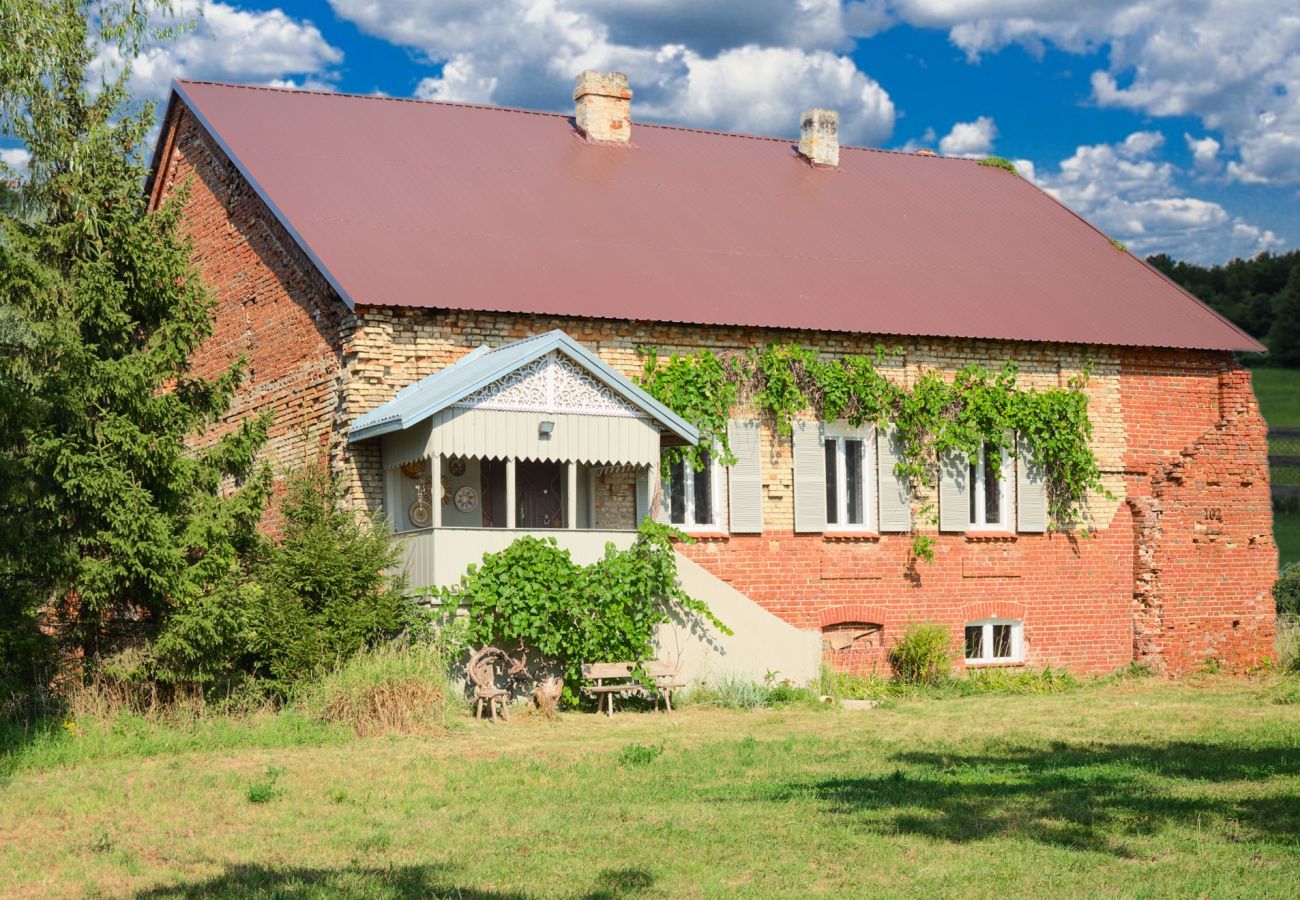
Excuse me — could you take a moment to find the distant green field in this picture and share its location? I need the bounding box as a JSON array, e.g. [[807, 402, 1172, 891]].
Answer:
[[1253, 368, 1300, 428], [1253, 368, 1300, 568]]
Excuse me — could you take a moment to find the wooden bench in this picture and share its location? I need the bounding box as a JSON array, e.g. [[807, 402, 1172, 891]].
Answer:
[[581, 661, 684, 716]]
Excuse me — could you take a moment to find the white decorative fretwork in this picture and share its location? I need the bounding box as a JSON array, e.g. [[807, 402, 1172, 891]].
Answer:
[[453, 352, 648, 418]]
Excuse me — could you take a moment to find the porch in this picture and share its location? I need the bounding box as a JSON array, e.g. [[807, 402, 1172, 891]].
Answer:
[[348, 330, 700, 591]]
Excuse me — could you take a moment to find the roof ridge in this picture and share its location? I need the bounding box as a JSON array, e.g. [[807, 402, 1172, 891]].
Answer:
[[171, 79, 981, 159]]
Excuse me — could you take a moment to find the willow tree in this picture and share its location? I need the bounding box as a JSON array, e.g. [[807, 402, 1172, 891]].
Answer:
[[0, 1, 268, 691]]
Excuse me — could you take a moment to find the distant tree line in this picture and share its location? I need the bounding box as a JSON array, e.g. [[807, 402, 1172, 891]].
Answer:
[[1148, 251, 1300, 367]]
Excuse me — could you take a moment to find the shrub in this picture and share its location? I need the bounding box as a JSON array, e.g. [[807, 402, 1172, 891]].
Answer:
[[444, 520, 728, 705], [889, 623, 954, 685], [1275, 564, 1300, 618], [296, 643, 452, 737]]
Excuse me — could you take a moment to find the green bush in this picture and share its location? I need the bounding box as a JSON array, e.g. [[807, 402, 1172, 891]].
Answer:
[[444, 520, 727, 705], [889, 623, 954, 685], [1275, 564, 1300, 618]]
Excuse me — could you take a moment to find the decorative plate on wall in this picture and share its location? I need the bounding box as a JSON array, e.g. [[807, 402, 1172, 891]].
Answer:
[[408, 499, 432, 528], [448, 457, 467, 477], [400, 460, 426, 480], [454, 486, 479, 513]]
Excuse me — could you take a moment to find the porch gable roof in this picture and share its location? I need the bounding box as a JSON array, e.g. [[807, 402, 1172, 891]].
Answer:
[[347, 330, 699, 445]]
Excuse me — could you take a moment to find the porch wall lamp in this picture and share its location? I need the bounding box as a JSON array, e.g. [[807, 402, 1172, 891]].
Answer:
[[538, 420, 555, 438]]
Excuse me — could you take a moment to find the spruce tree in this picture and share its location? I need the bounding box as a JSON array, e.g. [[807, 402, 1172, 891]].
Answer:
[[0, 1, 269, 686]]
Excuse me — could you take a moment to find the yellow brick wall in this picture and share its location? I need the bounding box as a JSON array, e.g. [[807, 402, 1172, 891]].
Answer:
[[337, 309, 1127, 533]]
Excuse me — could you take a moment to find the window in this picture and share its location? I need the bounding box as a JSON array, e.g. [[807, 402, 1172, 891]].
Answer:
[[968, 442, 1010, 530], [824, 427, 874, 530], [665, 450, 720, 530], [964, 619, 1023, 664]]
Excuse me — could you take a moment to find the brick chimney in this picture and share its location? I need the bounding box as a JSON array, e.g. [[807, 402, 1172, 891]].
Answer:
[[574, 70, 632, 143], [798, 108, 839, 166]]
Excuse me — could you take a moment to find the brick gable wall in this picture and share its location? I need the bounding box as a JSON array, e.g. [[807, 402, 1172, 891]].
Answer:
[[155, 111, 1278, 677]]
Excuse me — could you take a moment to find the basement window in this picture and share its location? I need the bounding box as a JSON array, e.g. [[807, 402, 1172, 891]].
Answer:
[[964, 619, 1023, 664]]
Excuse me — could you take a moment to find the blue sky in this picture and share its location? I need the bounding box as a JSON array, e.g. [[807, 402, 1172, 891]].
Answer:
[[6, 1, 1295, 264]]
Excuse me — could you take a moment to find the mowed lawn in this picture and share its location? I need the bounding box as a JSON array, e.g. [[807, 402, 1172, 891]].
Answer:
[[1254, 368, 1300, 568], [2, 678, 1297, 898]]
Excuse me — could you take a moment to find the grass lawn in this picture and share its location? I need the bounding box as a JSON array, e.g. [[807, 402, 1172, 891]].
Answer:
[[1254, 368, 1300, 428], [2, 678, 1298, 897]]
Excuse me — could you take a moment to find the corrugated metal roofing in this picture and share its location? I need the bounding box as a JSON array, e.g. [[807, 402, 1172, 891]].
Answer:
[[164, 79, 1263, 353], [347, 329, 699, 443]]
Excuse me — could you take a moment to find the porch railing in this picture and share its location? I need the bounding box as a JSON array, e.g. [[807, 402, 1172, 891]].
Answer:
[[391, 526, 638, 592]]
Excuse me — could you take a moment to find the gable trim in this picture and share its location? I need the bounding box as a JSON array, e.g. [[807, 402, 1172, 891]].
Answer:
[[348, 330, 698, 446]]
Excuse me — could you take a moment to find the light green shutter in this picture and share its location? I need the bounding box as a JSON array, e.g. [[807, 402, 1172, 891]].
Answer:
[[1016, 437, 1047, 533], [727, 420, 763, 534], [877, 426, 912, 532], [635, 465, 650, 525], [938, 451, 970, 533], [793, 420, 826, 533]]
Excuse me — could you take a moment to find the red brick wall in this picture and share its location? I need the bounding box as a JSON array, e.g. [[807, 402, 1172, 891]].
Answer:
[[1125, 359, 1277, 674], [151, 107, 352, 491]]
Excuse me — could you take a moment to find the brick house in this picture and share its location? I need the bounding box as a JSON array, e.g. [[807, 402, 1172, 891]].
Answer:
[[146, 73, 1277, 682]]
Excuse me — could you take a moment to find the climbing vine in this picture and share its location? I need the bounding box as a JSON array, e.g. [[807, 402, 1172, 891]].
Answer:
[[638, 344, 1109, 560]]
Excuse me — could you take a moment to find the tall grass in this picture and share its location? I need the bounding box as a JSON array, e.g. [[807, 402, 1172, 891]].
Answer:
[[816, 664, 1082, 702], [294, 643, 461, 736], [1277, 615, 1300, 673]]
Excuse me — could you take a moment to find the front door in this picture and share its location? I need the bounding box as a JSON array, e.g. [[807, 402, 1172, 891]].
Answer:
[[517, 460, 564, 528]]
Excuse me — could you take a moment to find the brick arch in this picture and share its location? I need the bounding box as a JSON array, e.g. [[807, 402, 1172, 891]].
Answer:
[[817, 604, 888, 629], [958, 600, 1027, 622]]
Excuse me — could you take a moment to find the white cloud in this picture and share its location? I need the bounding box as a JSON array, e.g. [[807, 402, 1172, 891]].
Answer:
[[1033, 130, 1283, 263], [938, 115, 996, 156], [1, 147, 31, 174], [883, 0, 1300, 187], [331, 0, 896, 143], [95, 1, 343, 101], [1185, 133, 1221, 174]]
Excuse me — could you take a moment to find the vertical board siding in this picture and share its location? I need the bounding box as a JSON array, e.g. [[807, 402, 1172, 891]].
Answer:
[[727, 419, 764, 533], [409, 408, 662, 467], [1017, 437, 1048, 533], [793, 420, 826, 533], [938, 450, 970, 532], [877, 425, 912, 532]]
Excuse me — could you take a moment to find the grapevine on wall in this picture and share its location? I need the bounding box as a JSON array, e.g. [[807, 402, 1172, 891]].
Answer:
[[637, 344, 1109, 560]]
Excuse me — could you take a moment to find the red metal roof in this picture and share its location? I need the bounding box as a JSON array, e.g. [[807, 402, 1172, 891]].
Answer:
[[164, 80, 1263, 353]]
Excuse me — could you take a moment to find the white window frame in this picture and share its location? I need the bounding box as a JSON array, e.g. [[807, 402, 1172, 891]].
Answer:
[[823, 423, 876, 533], [964, 618, 1024, 665], [968, 442, 1012, 531], [665, 452, 723, 532]]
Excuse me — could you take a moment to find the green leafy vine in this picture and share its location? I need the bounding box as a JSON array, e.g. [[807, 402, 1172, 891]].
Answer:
[[637, 345, 1110, 560]]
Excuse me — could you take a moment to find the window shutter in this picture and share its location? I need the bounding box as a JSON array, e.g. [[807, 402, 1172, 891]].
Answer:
[[727, 420, 763, 534], [877, 426, 912, 532], [793, 420, 826, 533], [657, 462, 671, 523], [938, 451, 970, 533], [1016, 436, 1047, 533], [635, 466, 650, 525]]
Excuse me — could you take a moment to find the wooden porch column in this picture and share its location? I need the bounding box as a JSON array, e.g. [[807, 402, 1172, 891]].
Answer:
[[506, 457, 517, 529], [566, 461, 578, 529], [430, 453, 442, 528]]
